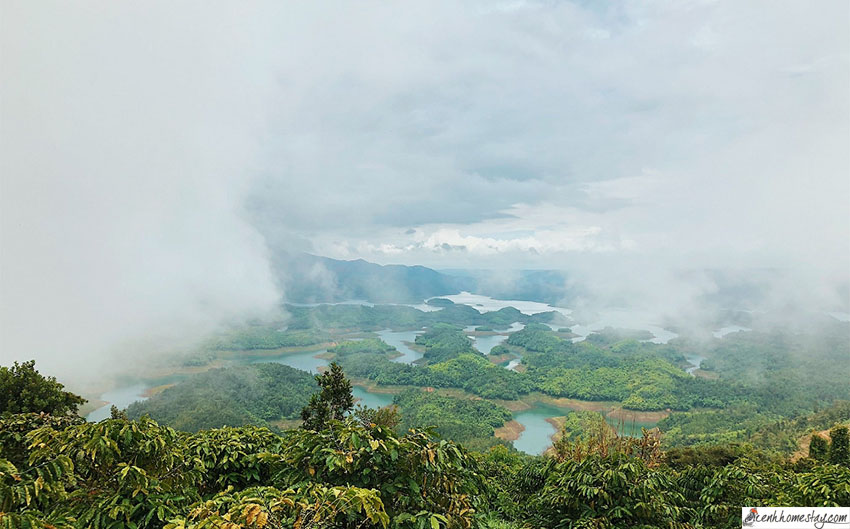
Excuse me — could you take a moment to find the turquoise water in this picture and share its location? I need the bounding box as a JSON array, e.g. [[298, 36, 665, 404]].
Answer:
[[352, 387, 395, 409], [245, 348, 327, 373], [86, 373, 189, 421], [376, 329, 423, 364], [471, 334, 506, 355], [512, 404, 565, 455], [86, 383, 151, 421], [684, 353, 706, 375]]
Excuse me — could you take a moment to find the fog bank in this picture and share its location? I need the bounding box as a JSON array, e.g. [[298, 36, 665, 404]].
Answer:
[[0, 2, 284, 382]]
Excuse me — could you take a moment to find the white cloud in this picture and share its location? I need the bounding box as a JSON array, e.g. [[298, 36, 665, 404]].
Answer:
[[2, 0, 848, 378]]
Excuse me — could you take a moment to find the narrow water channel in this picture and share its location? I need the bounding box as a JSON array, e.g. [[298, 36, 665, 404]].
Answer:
[[376, 329, 424, 364]]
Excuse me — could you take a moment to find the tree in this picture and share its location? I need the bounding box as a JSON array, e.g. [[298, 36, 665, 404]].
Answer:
[[300, 362, 354, 431], [109, 405, 128, 420], [0, 360, 85, 415], [809, 433, 829, 462], [828, 424, 849, 465], [354, 404, 401, 430]]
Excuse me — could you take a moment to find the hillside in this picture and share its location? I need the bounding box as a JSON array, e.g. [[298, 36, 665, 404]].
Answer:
[[275, 253, 470, 303], [126, 364, 317, 431], [3, 389, 849, 529]]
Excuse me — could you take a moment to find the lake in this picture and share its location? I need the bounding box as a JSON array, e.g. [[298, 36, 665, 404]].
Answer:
[[684, 353, 707, 375], [86, 382, 151, 422], [244, 348, 328, 373], [568, 308, 678, 344], [435, 292, 573, 319], [376, 329, 424, 363], [511, 404, 564, 455], [352, 386, 395, 409], [471, 334, 506, 355]]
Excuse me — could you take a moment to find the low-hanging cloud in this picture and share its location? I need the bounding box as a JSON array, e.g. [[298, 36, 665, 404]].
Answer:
[[1, 2, 286, 381], [2, 0, 848, 383]]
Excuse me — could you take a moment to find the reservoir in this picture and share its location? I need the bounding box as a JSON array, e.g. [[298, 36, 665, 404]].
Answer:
[[244, 348, 328, 373], [376, 329, 423, 364], [86, 383, 151, 422], [684, 353, 707, 375], [511, 404, 564, 455], [352, 386, 395, 409], [472, 334, 506, 355]]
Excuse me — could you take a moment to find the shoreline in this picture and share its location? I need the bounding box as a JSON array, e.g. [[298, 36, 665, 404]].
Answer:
[[494, 420, 525, 442]]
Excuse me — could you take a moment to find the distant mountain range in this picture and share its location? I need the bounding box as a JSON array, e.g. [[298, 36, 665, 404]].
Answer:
[[272, 254, 847, 314], [274, 253, 469, 303], [273, 253, 576, 305]]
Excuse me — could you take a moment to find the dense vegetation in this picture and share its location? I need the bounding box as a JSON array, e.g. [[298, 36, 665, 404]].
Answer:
[[277, 253, 468, 303], [126, 364, 317, 431], [274, 254, 578, 305], [655, 325, 850, 447], [340, 352, 532, 401], [284, 303, 562, 333], [328, 338, 398, 358], [206, 327, 331, 351], [0, 361, 85, 416], [2, 360, 849, 529], [392, 390, 512, 451], [131, 304, 850, 458]]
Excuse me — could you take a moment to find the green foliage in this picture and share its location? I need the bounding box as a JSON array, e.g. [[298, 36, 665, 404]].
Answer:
[[532, 454, 685, 528], [5, 316, 850, 527], [774, 463, 850, 507], [393, 390, 512, 449], [694, 329, 850, 418], [666, 443, 760, 469], [166, 484, 390, 529], [828, 424, 849, 465], [427, 355, 534, 400], [329, 338, 398, 358], [809, 434, 829, 462], [416, 324, 479, 364], [506, 327, 733, 411], [3, 409, 850, 529], [301, 363, 354, 431], [284, 302, 558, 334], [0, 454, 75, 529], [0, 413, 84, 468], [0, 361, 85, 416], [26, 416, 202, 527], [339, 352, 532, 401], [269, 419, 481, 528], [661, 400, 850, 453], [207, 327, 330, 350], [552, 411, 608, 443], [128, 363, 317, 431], [355, 404, 402, 431], [506, 324, 565, 353]]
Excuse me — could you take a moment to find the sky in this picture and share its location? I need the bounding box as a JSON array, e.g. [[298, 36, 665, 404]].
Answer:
[[1, 1, 848, 373]]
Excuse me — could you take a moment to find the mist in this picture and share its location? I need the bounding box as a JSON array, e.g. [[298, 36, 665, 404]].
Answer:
[[2, 1, 848, 385], [0, 2, 286, 383]]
